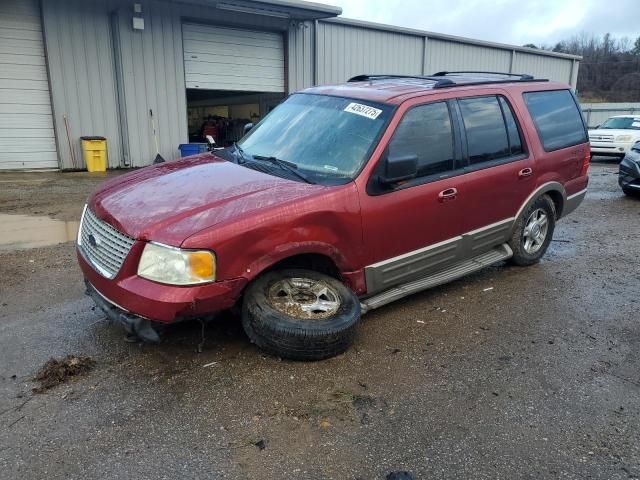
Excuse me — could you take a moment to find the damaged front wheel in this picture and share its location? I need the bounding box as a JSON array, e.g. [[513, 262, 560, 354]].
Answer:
[[241, 269, 361, 360]]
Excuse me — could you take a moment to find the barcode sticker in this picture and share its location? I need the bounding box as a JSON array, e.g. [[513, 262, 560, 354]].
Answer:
[[344, 102, 382, 120]]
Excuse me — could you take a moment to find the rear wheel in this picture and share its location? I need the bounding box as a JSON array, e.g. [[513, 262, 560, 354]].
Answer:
[[508, 194, 556, 266], [242, 269, 361, 360], [622, 186, 639, 197]]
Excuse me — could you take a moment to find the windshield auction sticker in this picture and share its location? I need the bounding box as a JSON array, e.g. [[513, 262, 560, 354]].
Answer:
[[344, 102, 382, 120]]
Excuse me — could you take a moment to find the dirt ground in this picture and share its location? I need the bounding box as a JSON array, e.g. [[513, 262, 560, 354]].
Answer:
[[0, 162, 639, 480]]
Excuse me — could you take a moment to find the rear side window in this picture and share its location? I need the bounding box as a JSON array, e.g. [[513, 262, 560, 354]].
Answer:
[[387, 102, 454, 178], [523, 90, 587, 151], [499, 96, 524, 156], [459, 96, 514, 165]]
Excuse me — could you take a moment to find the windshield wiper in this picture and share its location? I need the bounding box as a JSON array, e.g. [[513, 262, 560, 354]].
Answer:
[[233, 142, 249, 164], [251, 155, 315, 184]]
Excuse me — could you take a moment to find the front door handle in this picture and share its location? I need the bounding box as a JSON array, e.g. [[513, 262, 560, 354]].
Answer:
[[438, 187, 458, 202], [518, 167, 533, 178]]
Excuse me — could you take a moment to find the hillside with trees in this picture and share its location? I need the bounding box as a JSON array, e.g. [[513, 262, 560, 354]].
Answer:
[[525, 34, 640, 102]]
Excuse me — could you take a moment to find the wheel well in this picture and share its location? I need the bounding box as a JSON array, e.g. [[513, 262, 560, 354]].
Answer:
[[264, 253, 341, 279], [545, 190, 564, 219]]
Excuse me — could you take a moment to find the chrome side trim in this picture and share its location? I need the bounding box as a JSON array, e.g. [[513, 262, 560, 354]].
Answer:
[[365, 235, 462, 294], [567, 188, 587, 200], [462, 217, 514, 254], [361, 243, 513, 313], [563, 188, 588, 217]]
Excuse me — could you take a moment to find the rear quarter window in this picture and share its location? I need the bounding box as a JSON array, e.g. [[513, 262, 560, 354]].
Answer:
[[523, 90, 587, 152]]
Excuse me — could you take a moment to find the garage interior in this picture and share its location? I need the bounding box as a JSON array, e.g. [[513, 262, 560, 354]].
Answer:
[[183, 23, 286, 146], [186, 89, 284, 145]]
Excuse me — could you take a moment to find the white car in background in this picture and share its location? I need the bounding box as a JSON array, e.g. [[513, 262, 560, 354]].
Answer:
[[589, 115, 640, 159]]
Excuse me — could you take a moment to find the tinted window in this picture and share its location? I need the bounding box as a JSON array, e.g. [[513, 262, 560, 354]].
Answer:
[[523, 90, 587, 151], [499, 96, 524, 155], [387, 102, 454, 178], [459, 96, 511, 164], [600, 117, 640, 130]]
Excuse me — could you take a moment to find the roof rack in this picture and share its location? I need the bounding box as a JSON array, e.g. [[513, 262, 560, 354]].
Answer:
[[347, 71, 548, 89], [348, 74, 455, 88], [432, 71, 535, 80]]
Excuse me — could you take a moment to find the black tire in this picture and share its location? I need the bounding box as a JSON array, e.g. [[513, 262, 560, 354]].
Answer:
[[508, 194, 556, 266], [242, 269, 361, 361], [622, 186, 639, 197]]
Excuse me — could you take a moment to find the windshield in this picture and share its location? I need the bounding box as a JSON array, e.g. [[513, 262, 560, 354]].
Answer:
[[600, 117, 640, 130], [238, 93, 393, 182]]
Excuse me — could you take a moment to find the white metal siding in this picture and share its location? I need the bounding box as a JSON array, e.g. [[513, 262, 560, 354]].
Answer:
[[513, 51, 573, 84], [315, 21, 424, 85], [288, 21, 314, 92], [0, 0, 57, 170], [41, 0, 122, 170], [183, 23, 285, 92], [426, 39, 511, 74]]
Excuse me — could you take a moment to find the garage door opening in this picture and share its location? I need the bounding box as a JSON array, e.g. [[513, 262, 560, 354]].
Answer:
[[186, 89, 284, 146]]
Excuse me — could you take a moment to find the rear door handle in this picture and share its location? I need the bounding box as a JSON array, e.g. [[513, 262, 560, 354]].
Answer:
[[518, 167, 533, 178], [438, 187, 458, 202]]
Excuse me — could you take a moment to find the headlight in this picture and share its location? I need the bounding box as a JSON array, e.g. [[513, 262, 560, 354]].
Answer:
[[137, 242, 216, 285], [616, 135, 632, 142]]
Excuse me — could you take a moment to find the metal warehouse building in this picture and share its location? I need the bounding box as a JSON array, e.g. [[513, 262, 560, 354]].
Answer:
[[0, 0, 581, 171]]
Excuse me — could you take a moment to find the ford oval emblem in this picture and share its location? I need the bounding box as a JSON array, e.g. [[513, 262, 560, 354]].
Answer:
[[88, 233, 102, 248]]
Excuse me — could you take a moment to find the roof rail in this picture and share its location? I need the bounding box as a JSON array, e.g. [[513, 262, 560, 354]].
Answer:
[[347, 72, 549, 90], [347, 74, 455, 87], [433, 71, 536, 81]]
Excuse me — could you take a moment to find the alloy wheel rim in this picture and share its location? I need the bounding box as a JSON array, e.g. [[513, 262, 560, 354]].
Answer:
[[523, 208, 549, 254], [267, 277, 341, 319]]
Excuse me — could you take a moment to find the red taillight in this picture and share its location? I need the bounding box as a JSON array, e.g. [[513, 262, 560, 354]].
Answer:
[[580, 149, 590, 176]]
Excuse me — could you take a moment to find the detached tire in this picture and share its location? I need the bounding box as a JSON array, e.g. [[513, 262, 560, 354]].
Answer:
[[242, 269, 361, 361], [508, 194, 556, 266]]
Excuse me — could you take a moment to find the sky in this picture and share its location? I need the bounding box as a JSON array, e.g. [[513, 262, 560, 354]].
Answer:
[[329, 0, 640, 48]]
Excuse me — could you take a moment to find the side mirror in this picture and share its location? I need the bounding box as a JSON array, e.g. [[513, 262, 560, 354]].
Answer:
[[205, 135, 215, 145], [243, 123, 254, 135], [379, 153, 418, 185]]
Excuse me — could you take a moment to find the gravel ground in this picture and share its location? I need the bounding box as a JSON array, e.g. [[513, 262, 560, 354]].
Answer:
[[0, 162, 638, 480]]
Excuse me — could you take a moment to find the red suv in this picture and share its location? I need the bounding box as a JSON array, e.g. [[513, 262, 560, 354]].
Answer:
[[78, 72, 589, 360]]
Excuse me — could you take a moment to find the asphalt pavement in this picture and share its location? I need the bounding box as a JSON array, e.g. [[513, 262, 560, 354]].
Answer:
[[0, 162, 638, 479]]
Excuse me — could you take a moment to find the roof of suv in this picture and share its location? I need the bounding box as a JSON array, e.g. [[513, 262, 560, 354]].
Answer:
[[302, 72, 569, 105]]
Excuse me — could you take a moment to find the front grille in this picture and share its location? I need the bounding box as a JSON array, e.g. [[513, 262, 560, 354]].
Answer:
[[78, 206, 135, 279], [589, 134, 614, 143]]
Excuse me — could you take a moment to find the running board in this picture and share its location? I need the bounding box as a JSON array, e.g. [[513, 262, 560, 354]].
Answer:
[[360, 243, 513, 313]]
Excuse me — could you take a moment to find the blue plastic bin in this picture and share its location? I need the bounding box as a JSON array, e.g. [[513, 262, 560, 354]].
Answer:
[[178, 143, 207, 157]]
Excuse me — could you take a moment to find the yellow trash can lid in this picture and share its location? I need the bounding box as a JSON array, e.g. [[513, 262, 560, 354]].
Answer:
[[81, 136, 106, 141]]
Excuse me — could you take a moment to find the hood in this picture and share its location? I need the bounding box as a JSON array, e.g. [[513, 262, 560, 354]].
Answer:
[[89, 154, 325, 246], [589, 128, 640, 139]]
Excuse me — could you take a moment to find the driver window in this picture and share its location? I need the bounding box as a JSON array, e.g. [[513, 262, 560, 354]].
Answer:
[[387, 102, 455, 178]]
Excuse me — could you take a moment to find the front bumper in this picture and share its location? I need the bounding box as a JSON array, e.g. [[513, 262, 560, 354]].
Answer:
[[619, 155, 640, 190], [78, 245, 247, 323], [590, 141, 634, 156]]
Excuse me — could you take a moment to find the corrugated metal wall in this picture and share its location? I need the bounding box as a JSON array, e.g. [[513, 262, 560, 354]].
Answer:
[[426, 39, 511, 73], [512, 51, 573, 84], [580, 103, 640, 128], [315, 21, 424, 85], [41, 0, 122, 170], [288, 21, 314, 92], [42, 0, 290, 169], [309, 19, 579, 89]]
